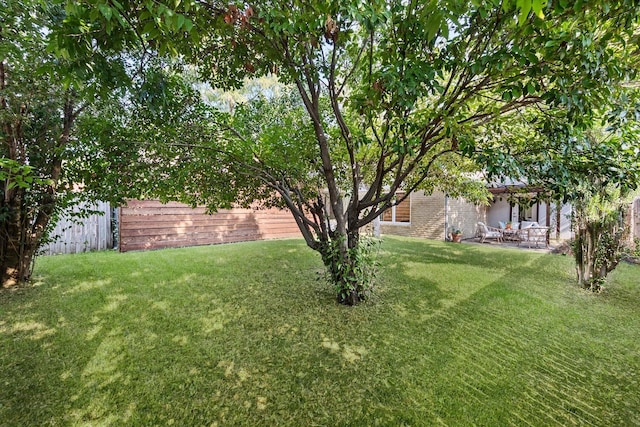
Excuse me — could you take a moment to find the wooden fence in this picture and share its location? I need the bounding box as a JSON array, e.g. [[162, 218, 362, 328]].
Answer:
[[40, 201, 113, 255], [633, 198, 640, 240], [119, 199, 301, 252]]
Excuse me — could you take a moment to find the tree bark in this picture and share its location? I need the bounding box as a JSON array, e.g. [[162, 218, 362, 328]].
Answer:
[[0, 190, 35, 287], [574, 206, 626, 292], [317, 228, 367, 306], [575, 224, 598, 291]]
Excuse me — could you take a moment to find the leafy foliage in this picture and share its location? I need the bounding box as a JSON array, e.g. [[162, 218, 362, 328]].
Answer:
[[321, 235, 381, 304], [1, 0, 76, 285], [1, 0, 147, 287], [571, 184, 631, 291], [475, 86, 640, 290], [57, 0, 640, 303]]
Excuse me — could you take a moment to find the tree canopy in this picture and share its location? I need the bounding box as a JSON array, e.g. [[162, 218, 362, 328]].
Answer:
[[480, 86, 640, 290], [54, 0, 640, 303], [1, 0, 141, 286]]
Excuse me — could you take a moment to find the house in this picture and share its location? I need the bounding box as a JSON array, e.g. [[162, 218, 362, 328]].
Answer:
[[379, 185, 574, 242], [379, 190, 485, 240], [485, 183, 573, 240], [43, 187, 639, 253]]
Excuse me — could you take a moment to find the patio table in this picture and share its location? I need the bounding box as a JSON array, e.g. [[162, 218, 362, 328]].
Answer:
[[502, 228, 520, 241]]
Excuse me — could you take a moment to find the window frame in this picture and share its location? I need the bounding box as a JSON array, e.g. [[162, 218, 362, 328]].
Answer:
[[381, 191, 411, 225]]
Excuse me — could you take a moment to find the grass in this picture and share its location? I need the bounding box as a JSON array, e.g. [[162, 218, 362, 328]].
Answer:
[[1, 236, 639, 426]]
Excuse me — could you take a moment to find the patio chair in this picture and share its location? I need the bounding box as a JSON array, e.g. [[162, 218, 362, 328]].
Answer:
[[518, 226, 549, 248], [476, 222, 503, 243]]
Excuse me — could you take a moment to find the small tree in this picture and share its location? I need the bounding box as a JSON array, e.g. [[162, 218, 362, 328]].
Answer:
[[1, 2, 78, 286], [572, 183, 633, 291], [567, 108, 640, 291], [479, 97, 640, 291], [0, 0, 132, 287]]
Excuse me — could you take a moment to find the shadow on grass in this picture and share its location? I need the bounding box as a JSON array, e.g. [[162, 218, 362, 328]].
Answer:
[[371, 239, 639, 425], [1, 237, 639, 426]]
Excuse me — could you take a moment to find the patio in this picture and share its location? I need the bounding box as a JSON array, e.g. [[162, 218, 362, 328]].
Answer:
[[463, 237, 561, 253], [464, 221, 560, 252]]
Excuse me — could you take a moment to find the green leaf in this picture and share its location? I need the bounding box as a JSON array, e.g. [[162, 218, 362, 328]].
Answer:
[[526, 82, 536, 94], [425, 11, 443, 41], [512, 86, 523, 99], [517, 0, 532, 26], [532, 0, 545, 19], [143, 21, 157, 35], [183, 18, 193, 32], [98, 4, 113, 21], [176, 14, 185, 30]]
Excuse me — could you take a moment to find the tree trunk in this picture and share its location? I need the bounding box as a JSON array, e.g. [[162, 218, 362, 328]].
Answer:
[[279, 181, 379, 305], [575, 224, 599, 291], [1, 236, 35, 288], [574, 206, 626, 293], [0, 195, 37, 288], [318, 229, 368, 305]]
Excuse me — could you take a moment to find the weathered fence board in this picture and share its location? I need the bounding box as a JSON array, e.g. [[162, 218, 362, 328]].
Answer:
[[119, 200, 301, 252], [633, 198, 640, 240], [40, 201, 113, 255]]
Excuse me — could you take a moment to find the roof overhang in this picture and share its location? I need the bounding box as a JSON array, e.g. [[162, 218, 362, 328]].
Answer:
[[487, 184, 545, 195]]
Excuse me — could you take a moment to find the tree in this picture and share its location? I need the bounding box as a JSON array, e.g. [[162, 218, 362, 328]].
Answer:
[[572, 181, 633, 292], [0, 0, 133, 287], [67, 66, 239, 209], [474, 81, 640, 291], [60, 1, 640, 304], [1, 1, 78, 286], [564, 100, 640, 292], [543, 129, 639, 292], [536, 104, 639, 292]]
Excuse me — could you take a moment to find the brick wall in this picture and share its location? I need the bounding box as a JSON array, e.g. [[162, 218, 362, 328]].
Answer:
[[380, 191, 486, 241], [448, 195, 487, 239]]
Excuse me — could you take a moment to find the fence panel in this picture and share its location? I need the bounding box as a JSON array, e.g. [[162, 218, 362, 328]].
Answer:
[[119, 199, 300, 252], [634, 198, 640, 240], [40, 201, 113, 255]]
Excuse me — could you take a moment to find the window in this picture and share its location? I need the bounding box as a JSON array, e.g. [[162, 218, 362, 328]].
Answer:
[[382, 191, 411, 223], [519, 204, 535, 222]]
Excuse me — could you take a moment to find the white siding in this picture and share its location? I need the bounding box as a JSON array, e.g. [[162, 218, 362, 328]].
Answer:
[[487, 197, 510, 228]]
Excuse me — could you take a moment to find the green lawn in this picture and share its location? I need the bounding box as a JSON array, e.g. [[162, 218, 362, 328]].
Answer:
[[1, 236, 639, 426]]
